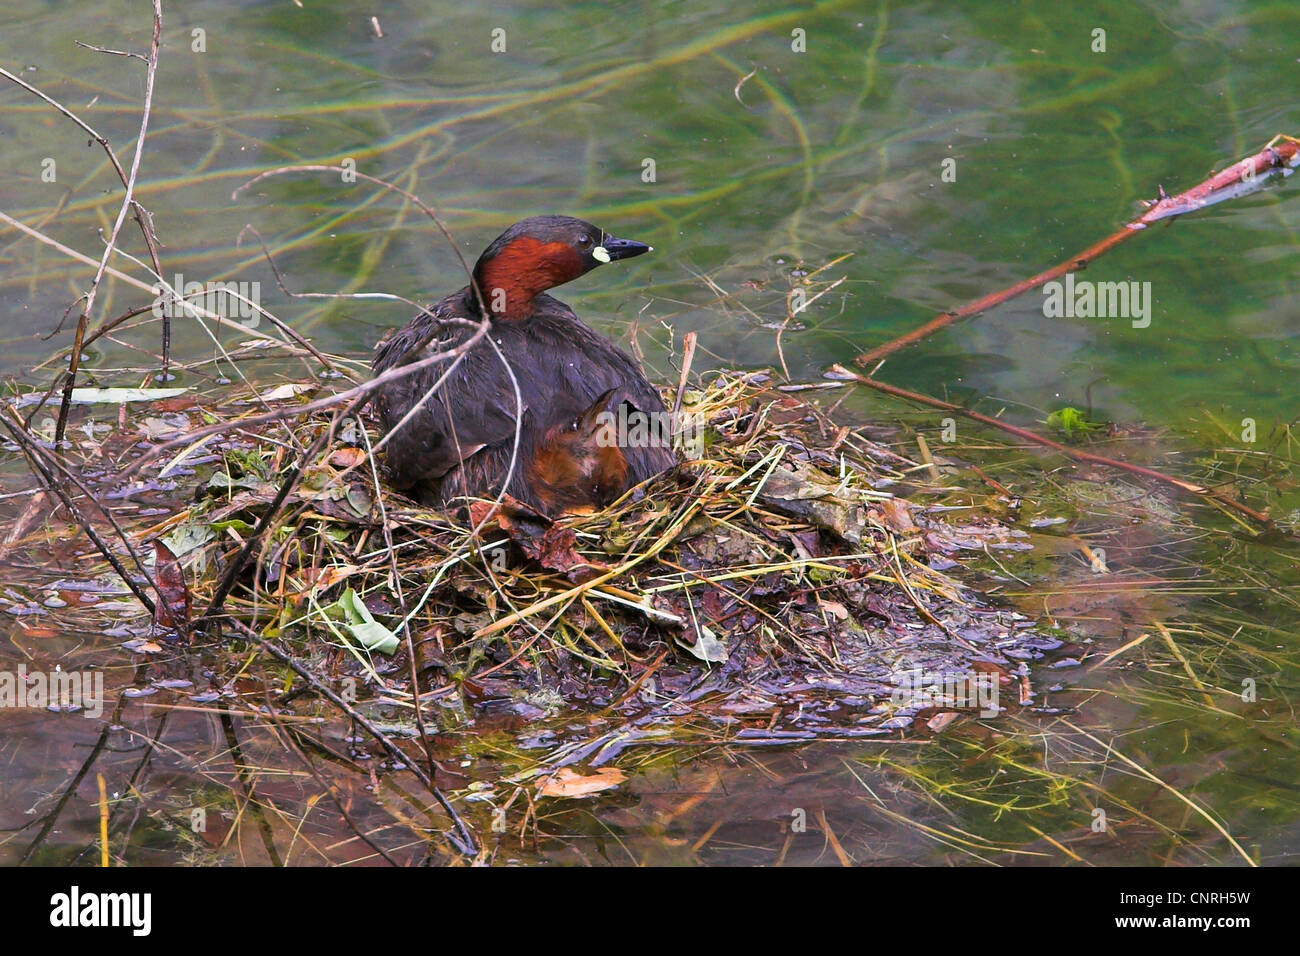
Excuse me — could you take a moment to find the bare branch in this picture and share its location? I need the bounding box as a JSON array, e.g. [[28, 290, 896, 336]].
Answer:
[[50, 1, 165, 446]]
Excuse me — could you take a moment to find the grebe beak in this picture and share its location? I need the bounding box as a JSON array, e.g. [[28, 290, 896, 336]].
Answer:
[[594, 235, 652, 263]]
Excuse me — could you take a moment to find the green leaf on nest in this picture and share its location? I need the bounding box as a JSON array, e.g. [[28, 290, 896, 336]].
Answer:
[[330, 588, 399, 654]]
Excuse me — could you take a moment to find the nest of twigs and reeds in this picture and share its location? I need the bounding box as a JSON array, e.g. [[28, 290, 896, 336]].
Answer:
[[3, 360, 1086, 861], [120, 368, 1058, 745]]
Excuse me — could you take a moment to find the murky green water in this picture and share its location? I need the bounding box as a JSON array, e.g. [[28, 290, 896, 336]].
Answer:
[[1, 0, 1297, 865]]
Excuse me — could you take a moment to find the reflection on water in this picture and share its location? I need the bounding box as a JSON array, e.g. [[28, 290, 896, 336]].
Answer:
[[1, 0, 1298, 864]]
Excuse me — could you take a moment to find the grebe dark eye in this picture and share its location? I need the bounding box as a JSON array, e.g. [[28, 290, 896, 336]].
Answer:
[[577, 235, 592, 247]]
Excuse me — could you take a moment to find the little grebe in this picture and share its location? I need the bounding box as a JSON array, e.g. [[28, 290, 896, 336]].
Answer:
[[371, 216, 676, 514]]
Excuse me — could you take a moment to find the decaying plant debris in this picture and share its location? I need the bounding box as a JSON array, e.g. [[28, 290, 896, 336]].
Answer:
[[143, 368, 1063, 723], [0, 366, 1080, 857]]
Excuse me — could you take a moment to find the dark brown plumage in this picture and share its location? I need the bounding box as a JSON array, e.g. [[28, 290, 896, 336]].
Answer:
[[371, 216, 675, 514]]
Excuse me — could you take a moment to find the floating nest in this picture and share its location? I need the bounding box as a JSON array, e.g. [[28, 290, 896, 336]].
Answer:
[[129, 370, 1064, 749]]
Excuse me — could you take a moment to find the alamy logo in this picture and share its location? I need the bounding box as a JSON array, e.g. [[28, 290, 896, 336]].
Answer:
[[891, 665, 999, 718], [49, 886, 151, 936], [1042, 272, 1151, 328], [0, 664, 104, 719], [151, 273, 261, 326]]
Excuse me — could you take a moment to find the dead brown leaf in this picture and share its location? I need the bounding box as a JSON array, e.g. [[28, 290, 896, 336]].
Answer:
[[536, 766, 627, 799], [329, 447, 367, 469], [151, 540, 191, 635]]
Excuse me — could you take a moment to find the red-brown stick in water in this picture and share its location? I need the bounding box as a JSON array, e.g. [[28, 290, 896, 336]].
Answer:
[[854, 135, 1300, 368], [828, 364, 1274, 529]]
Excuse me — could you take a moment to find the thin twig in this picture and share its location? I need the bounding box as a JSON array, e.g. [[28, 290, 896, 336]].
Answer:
[[75, 40, 148, 62], [854, 136, 1300, 368], [231, 164, 487, 315], [829, 364, 1275, 529], [0, 208, 309, 354], [201, 396, 362, 619], [0, 412, 157, 613], [126, 319, 490, 479], [0, 3, 168, 445], [225, 618, 478, 857], [672, 330, 697, 419], [260, 686, 403, 866]]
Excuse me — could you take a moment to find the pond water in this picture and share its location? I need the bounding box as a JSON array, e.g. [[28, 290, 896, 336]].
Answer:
[[0, 0, 1297, 865]]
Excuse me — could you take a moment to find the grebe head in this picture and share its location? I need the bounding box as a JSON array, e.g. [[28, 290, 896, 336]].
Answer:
[[471, 215, 651, 320]]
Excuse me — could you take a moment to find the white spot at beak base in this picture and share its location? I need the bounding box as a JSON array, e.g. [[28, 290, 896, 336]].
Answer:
[[592, 246, 611, 263]]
